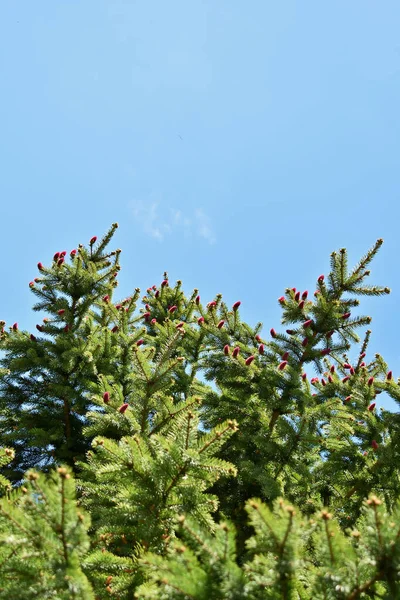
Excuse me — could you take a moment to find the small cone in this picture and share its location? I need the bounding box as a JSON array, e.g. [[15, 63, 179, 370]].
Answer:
[[103, 392, 110, 403], [232, 301, 241, 311], [278, 360, 287, 371], [118, 403, 129, 414], [368, 403, 375, 412], [224, 344, 230, 355], [371, 440, 379, 450], [232, 347, 240, 358], [217, 320, 225, 329], [245, 356, 255, 366], [259, 344, 264, 355]]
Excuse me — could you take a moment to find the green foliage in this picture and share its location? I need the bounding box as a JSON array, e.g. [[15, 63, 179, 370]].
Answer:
[[0, 467, 92, 599], [1, 228, 400, 596]]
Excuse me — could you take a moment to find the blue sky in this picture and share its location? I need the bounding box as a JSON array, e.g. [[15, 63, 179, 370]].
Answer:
[[1, 2, 399, 409]]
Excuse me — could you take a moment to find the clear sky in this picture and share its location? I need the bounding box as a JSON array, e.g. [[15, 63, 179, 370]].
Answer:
[[1, 2, 399, 409]]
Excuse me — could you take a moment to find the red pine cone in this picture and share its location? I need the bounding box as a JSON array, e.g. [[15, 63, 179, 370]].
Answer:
[[368, 403, 376, 412], [321, 348, 331, 356], [53, 252, 60, 261], [111, 326, 119, 333], [143, 312, 151, 321], [70, 249, 77, 257], [151, 319, 157, 325], [343, 363, 352, 370], [232, 347, 240, 358], [387, 371, 393, 381], [196, 295, 200, 304], [161, 280, 168, 287], [103, 392, 110, 403], [255, 334, 262, 342], [286, 330, 295, 335], [342, 312, 351, 319], [217, 320, 225, 329], [245, 356, 255, 366], [64, 325, 70, 333], [168, 305, 177, 313], [207, 301, 217, 309], [321, 378, 326, 386], [198, 317, 205, 324], [298, 300, 305, 309], [37, 262, 44, 271], [176, 322, 184, 329], [232, 301, 241, 311], [258, 344, 265, 355], [90, 236, 97, 244], [281, 351, 289, 361], [36, 325, 43, 332], [103, 295, 110, 303], [57, 309, 65, 315], [136, 339, 144, 346], [155, 290, 160, 298], [303, 319, 313, 328], [328, 375, 333, 383], [118, 403, 129, 414], [278, 296, 286, 304], [294, 291, 300, 302], [371, 440, 379, 450], [342, 376, 350, 383], [367, 377, 374, 386], [360, 362, 366, 367], [349, 368, 355, 375], [278, 361, 287, 371], [302, 290, 308, 300], [29, 281, 35, 288], [302, 337, 308, 347], [301, 373, 307, 380], [330, 365, 335, 373], [30, 334, 36, 341], [326, 330, 334, 338], [360, 352, 366, 359], [60, 251, 66, 257], [224, 344, 230, 355], [318, 275, 324, 282], [57, 258, 64, 267], [270, 328, 277, 338], [344, 396, 352, 402]]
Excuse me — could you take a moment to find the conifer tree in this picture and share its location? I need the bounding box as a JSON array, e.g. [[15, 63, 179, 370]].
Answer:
[[0, 223, 121, 481], [1, 227, 400, 597]]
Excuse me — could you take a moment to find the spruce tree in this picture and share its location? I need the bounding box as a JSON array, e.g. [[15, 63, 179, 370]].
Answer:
[[1, 226, 400, 598]]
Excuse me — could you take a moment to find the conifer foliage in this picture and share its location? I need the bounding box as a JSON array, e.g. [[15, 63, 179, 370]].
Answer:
[[0, 225, 400, 598]]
